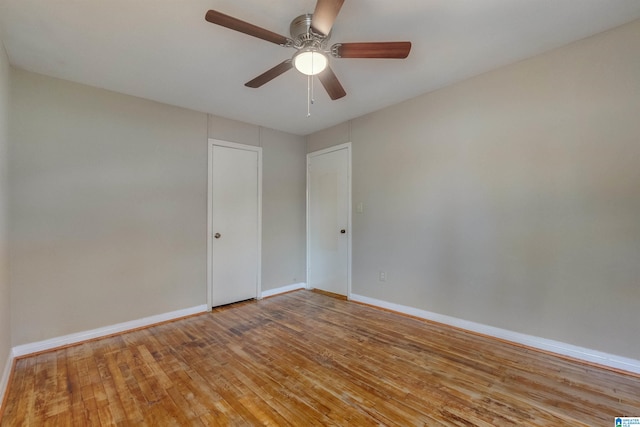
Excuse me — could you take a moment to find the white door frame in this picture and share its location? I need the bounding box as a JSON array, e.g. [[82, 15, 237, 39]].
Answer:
[[306, 142, 352, 299], [207, 139, 263, 310]]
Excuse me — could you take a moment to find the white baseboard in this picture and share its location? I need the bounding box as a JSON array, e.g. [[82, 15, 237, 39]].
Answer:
[[0, 350, 14, 412], [11, 304, 208, 358], [261, 282, 307, 299], [350, 293, 640, 375]]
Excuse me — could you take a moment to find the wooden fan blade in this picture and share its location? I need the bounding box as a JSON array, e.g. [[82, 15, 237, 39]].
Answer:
[[332, 42, 412, 59], [318, 66, 346, 100], [205, 10, 291, 46], [311, 0, 345, 36], [245, 60, 293, 88]]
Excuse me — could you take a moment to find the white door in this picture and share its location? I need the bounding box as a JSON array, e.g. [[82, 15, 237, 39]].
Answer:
[[208, 140, 262, 307], [307, 143, 351, 296]]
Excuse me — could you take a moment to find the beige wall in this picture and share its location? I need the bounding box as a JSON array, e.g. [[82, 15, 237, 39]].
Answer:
[[0, 34, 11, 373], [260, 128, 307, 290], [9, 70, 209, 345], [8, 69, 307, 346], [308, 19, 640, 359], [307, 122, 351, 153]]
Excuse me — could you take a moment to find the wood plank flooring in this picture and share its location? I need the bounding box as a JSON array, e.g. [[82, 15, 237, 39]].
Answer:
[[1, 290, 639, 426]]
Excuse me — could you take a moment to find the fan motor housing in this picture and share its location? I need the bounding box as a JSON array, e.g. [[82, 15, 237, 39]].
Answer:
[[290, 14, 330, 48]]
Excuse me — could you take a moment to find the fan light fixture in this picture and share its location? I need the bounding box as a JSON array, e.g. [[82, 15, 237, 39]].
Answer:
[[293, 48, 327, 75]]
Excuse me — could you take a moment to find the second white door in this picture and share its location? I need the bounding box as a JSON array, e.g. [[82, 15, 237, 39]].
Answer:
[[307, 144, 351, 296]]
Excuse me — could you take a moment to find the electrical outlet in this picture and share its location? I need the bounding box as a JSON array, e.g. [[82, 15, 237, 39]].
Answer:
[[379, 271, 386, 282]]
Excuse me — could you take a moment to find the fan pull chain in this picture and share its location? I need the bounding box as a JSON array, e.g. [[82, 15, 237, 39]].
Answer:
[[311, 52, 316, 106], [306, 54, 316, 118], [307, 74, 311, 117], [307, 75, 317, 117]]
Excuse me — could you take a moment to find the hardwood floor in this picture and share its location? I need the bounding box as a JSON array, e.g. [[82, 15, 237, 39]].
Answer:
[[1, 290, 639, 426]]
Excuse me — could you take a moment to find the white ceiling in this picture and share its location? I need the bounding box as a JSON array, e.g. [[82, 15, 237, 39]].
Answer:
[[1, 1, 640, 136]]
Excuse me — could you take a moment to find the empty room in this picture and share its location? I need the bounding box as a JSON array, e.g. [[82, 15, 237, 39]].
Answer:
[[1, 0, 640, 425]]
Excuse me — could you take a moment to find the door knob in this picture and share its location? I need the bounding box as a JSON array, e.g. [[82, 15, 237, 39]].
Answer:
[[340, 229, 346, 234], [214, 233, 221, 239]]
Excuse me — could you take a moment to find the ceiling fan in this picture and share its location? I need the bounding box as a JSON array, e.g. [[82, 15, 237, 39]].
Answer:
[[205, 0, 412, 100]]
